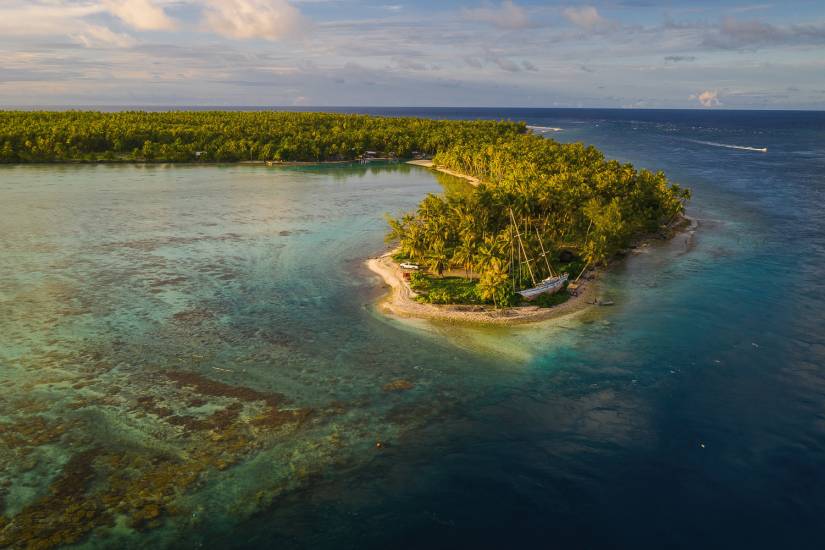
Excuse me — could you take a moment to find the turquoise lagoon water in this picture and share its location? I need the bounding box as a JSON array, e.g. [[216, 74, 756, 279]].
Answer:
[[0, 162, 566, 548], [2, 109, 825, 549]]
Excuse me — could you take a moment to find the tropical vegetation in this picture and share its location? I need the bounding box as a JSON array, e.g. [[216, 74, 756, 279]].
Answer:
[[387, 133, 690, 306], [0, 110, 689, 307], [0, 111, 523, 163]]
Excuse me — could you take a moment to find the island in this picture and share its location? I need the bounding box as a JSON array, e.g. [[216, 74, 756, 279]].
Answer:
[[373, 132, 690, 325], [0, 110, 690, 325]]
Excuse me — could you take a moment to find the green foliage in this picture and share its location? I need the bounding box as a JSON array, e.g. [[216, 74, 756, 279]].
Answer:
[[0, 110, 689, 308], [0, 111, 525, 163], [410, 275, 481, 305], [390, 133, 690, 304], [476, 257, 515, 307], [408, 271, 428, 290], [531, 290, 571, 308]]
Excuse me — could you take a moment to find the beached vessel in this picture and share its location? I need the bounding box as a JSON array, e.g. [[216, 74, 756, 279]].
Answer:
[[517, 273, 569, 300], [508, 208, 570, 301]]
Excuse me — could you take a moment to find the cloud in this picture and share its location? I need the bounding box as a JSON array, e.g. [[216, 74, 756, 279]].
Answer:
[[71, 23, 137, 48], [702, 17, 825, 50], [393, 57, 430, 71], [689, 89, 721, 107], [0, 2, 99, 37], [0, 1, 172, 42], [563, 6, 612, 31], [1, 0, 824, 109], [463, 1, 533, 30], [462, 51, 533, 73], [103, 0, 176, 31], [493, 57, 521, 72], [664, 55, 696, 63], [464, 56, 484, 69], [0, 0, 309, 42], [201, 0, 306, 41]]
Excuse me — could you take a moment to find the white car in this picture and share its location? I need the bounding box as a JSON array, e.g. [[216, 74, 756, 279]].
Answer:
[[399, 262, 420, 270]]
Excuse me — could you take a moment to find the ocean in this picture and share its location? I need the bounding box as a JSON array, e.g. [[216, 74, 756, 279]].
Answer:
[[1, 108, 823, 549]]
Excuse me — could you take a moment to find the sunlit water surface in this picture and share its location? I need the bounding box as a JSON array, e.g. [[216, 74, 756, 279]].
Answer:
[[1, 108, 824, 549]]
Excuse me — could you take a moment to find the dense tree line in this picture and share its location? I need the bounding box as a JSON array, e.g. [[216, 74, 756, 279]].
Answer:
[[1, 110, 689, 306], [0, 111, 524, 163], [388, 133, 690, 305]]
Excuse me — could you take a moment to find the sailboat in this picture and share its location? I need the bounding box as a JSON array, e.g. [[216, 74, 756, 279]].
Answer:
[[517, 273, 569, 300], [508, 209, 569, 301]]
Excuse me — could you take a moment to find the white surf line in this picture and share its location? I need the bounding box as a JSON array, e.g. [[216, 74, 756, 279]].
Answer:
[[527, 125, 563, 133], [687, 139, 768, 153]]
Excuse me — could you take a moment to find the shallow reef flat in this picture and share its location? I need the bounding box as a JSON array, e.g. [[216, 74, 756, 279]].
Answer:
[[0, 164, 522, 548]]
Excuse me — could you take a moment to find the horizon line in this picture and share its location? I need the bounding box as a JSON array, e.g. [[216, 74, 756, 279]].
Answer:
[[1, 105, 824, 113]]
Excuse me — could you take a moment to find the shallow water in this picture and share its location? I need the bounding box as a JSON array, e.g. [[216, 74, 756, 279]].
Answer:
[[2, 109, 825, 549]]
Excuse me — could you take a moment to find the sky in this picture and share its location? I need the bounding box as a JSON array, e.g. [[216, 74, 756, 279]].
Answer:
[[1, 0, 824, 109]]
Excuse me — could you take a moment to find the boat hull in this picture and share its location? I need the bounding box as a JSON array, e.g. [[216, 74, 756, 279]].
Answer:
[[517, 273, 569, 300]]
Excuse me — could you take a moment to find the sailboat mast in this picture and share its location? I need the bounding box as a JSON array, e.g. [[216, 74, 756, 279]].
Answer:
[[575, 261, 589, 282], [534, 226, 555, 278], [509, 225, 516, 293], [509, 208, 536, 286]]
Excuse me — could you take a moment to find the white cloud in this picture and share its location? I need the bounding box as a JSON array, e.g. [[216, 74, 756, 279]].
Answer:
[[463, 1, 532, 30], [689, 89, 721, 107], [0, 1, 173, 41], [72, 23, 137, 48], [0, 0, 823, 109], [701, 17, 825, 50], [0, 1, 306, 43], [201, 0, 306, 41], [103, 0, 177, 31], [563, 6, 611, 31], [0, 2, 98, 37]]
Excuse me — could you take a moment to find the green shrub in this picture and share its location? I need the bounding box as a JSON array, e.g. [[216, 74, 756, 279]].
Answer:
[[531, 290, 571, 308]]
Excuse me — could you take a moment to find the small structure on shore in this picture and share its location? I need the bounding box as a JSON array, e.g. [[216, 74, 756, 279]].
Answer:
[[360, 151, 379, 163]]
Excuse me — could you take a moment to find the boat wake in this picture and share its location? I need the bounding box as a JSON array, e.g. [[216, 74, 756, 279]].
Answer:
[[528, 125, 563, 133], [687, 139, 768, 153]]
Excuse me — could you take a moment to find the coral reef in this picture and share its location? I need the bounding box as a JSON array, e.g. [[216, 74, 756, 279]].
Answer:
[[0, 365, 324, 549], [382, 379, 415, 392]]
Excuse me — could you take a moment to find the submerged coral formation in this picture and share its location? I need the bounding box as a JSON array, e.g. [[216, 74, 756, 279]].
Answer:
[[0, 164, 493, 549], [0, 367, 322, 549]]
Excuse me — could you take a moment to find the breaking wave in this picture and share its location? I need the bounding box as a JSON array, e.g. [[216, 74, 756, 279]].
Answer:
[[527, 125, 563, 133], [687, 139, 768, 153]]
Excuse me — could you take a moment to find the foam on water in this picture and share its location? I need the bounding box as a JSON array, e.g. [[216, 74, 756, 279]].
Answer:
[[685, 138, 768, 152], [527, 125, 563, 133]]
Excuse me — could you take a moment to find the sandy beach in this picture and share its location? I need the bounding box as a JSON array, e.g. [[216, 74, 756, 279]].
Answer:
[[375, 164, 695, 326], [407, 159, 484, 187], [366, 252, 595, 326], [366, 214, 697, 327]]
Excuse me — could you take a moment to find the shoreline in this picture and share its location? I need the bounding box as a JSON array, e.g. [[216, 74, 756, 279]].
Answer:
[[367, 208, 696, 327], [366, 251, 596, 327], [0, 159, 389, 167], [407, 159, 483, 186]]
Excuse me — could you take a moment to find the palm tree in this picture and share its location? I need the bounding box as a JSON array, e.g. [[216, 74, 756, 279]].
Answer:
[[477, 258, 511, 308], [452, 240, 476, 278], [426, 241, 449, 276]]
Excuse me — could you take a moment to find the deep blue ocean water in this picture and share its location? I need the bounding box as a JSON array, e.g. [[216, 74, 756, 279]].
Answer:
[[227, 108, 825, 549], [1, 108, 823, 549]]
